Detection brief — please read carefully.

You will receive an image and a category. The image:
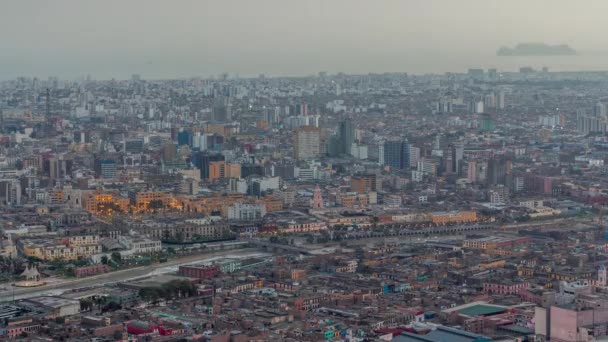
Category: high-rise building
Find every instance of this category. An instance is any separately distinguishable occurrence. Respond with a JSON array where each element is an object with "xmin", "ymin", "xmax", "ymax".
[
  {"xmin": 595, "ymin": 102, "xmax": 607, "ymax": 118},
  {"xmin": 177, "ymin": 130, "xmax": 191, "ymax": 146},
  {"xmin": 498, "ymin": 91, "xmax": 506, "ymax": 109},
  {"xmin": 294, "ymin": 126, "xmax": 321, "ymax": 160},
  {"xmin": 161, "ymin": 142, "xmax": 178, "ymax": 162},
  {"xmin": 378, "ymin": 144, "xmax": 385, "ymax": 166},
  {"xmin": 465, "ymin": 160, "xmax": 477, "ymax": 183},
  {"xmin": 474, "ymin": 101, "xmax": 484, "ymax": 114},
  {"xmin": 480, "ymin": 114, "xmax": 495, "ymax": 132},
  {"xmin": 192, "ymin": 152, "xmax": 225, "ymax": 180},
  {"xmin": 383, "ymin": 140, "xmax": 409, "ymax": 170},
  {"xmin": 409, "ymin": 146, "xmax": 420, "ymax": 168},
  {"xmin": 487, "ymin": 156, "xmax": 511, "ymax": 186},
  {"xmin": 98, "ymin": 159, "xmax": 117, "ymax": 179},
  {"xmin": 209, "ymin": 161, "xmax": 241, "ymax": 181},
  {"xmin": 0, "ymin": 180, "xmax": 21, "ymax": 206},
  {"xmin": 338, "ymin": 120, "xmax": 355, "ymax": 155},
  {"xmin": 418, "ymin": 159, "xmax": 437, "ymax": 175},
  {"xmin": 213, "ymin": 101, "xmax": 232, "ymax": 122},
  {"xmin": 48, "ymin": 156, "xmax": 73, "ymax": 180},
  {"xmin": 577, "ymin": 111, "xmax": 608, "ymax": 135},
  {"xmin": 444, "ymin": 142, "xmax": 464, "ymax": 175},
  {"xmin": 484, "ymin": 93, "xmax": 496, "ymax": 109}
]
